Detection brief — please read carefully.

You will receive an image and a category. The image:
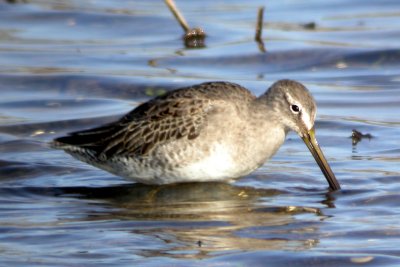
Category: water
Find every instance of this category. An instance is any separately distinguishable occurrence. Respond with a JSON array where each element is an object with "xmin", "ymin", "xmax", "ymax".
[{"xmin": 1, "ymin": 0, "xmax": 400, "ymax": 266}]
